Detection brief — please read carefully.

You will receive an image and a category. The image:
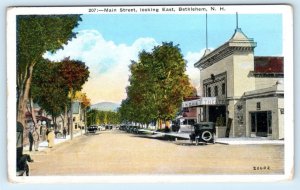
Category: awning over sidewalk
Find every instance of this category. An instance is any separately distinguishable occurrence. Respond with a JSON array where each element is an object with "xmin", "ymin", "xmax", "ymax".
[{"xmin": 182, "ymin": 97, "xmax": 216, "ymax": 108}]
